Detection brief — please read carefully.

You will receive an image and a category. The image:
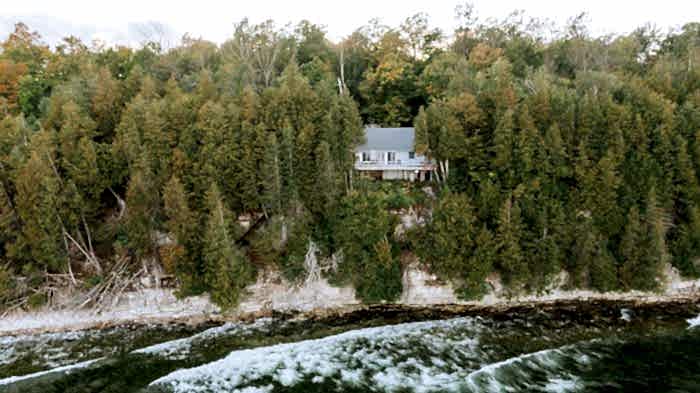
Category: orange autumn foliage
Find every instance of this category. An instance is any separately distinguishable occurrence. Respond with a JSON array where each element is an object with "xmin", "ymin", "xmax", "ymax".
[{"xmin": 0, "ymin": 60, "xmax": 28, "ymax": 113}]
